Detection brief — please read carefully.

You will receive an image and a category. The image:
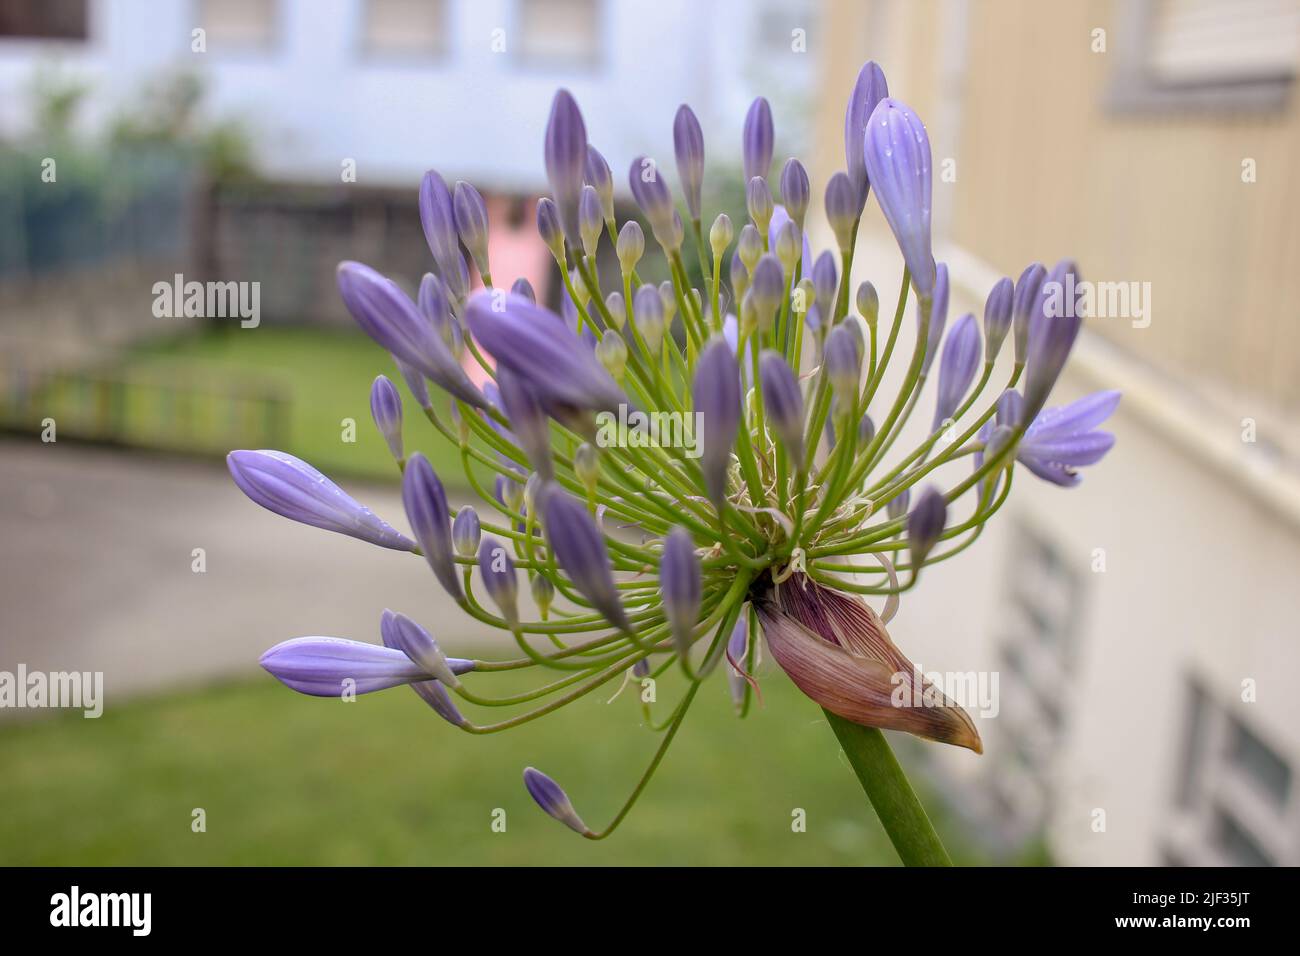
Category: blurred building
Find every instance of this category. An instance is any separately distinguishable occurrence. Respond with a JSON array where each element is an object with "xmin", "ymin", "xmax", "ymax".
[
  {"xmin": 0, "ymin": 0, "xmax": 819, "ymax": 188},
  {"xmin": 810, "ymin": 0, "xmax": 1300, "ymax": 865}
]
